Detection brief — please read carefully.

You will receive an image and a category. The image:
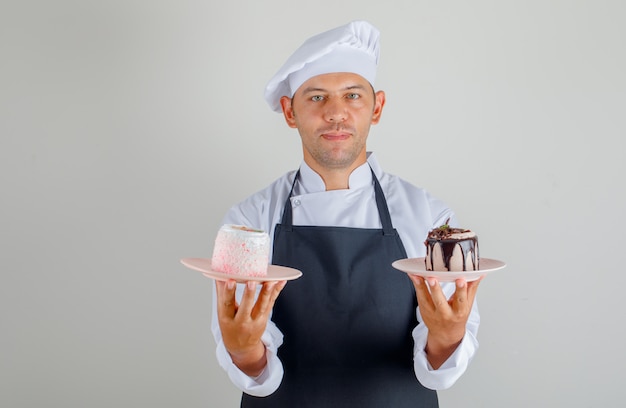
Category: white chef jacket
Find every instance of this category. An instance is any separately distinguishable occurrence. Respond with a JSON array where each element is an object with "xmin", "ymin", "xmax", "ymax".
[{"xmin": 210, "ymin": 152, "xmax": 480, "ymax": 396}]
